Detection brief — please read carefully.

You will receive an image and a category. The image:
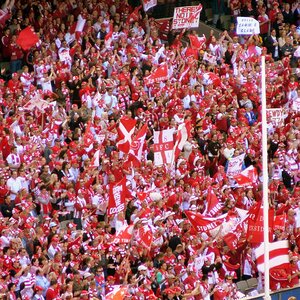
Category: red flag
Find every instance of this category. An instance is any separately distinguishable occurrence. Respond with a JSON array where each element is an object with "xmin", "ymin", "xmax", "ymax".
[
  {"xmin": 179, "ymin": 66, "xmax": 190, "ymax": 83},
  {"xmin": 126, "ymin": 5, "xmax": 142, "ymax": 25},
  {"xmin": 90, "ymin": 149, "xmax": 100, "ymax": 167},
  {"xmin": 223, "ymin": 232, "xmax": 240, "ymax": 251},
  {"xmin": 185, "ymin": 211, "xmax": 227, "ymax": 234},
  {"xmin": 187, "ymin": 4, "xmax": 203, "ymax": 23},
  {"xmin": 172, "ymin": 121, "xmax": 190, "ymax": 164},
  {"xmin": 144, "ymin": 63, "xmax": 168, "ymax": 85},
  {"xmin": 234, "ymin": 165, "xmax": 258, "ymax": 187},
  {"xmin": 247, "ymin": 205, "xmax": 274, "ymax": 243},
  {"xmin": 106, "ymin": 285, "xmax": 128, "ymax": 300},
  {"xmin": 127, "ymin": 123, "xmax": 148, "ymax": 168},
  {"xmin": 137, "ymin": 225, "xmax": 153, "ymax": 249},
  {"xmin": 137, "ymin": 192, "xmax": 147, "ymax": 202},
  {"xmin": 202, "ymin": 72, "xmax": 221, "ymax": 87},
  {"xmin": 16, "ymin": 27, "xmax": 39, "ymax": 50},
  {"xmin": 113, "ymin": 225, "xmax": 134, "ymax": 244},
  {"xmin": 255, "ymin": 240, "xmax": 290, "ymax": 273},
  {"xmin": 116, "ymin": 117, "xmax": 137, "ymax": 153},
  {"xmin": 203, "ymin": 187, "xmax": 223, "ymax": 217},
  {"xmin": 274, "ymin": 214, "xmax": 286, "ymax": 232},
  {"xmin": 107, "ymin": 178, "xmax": 126, "ymax": 217},
  {"xmin": 83, "ymin": 121, "xmax": 94, "ymax": 148},
  {"xmin": 188, "ymin": 34, "xmax": 206, "ymax": 49}
]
